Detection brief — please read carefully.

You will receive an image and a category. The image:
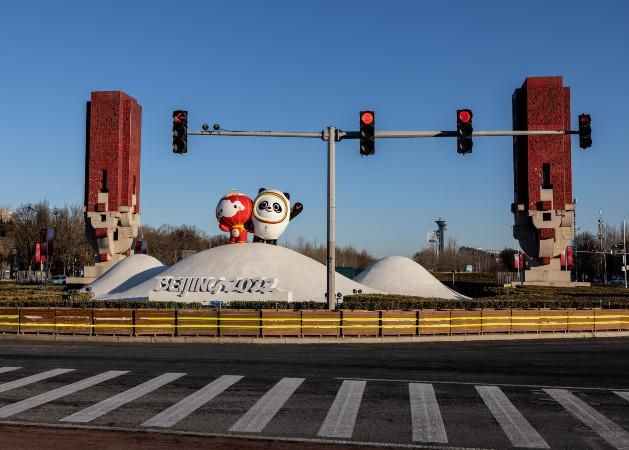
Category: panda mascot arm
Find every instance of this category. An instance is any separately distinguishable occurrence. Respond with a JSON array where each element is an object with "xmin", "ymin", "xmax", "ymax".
[{"xmin": 290, "ymin": 202, "xmax": 303, "ymax": 220}]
